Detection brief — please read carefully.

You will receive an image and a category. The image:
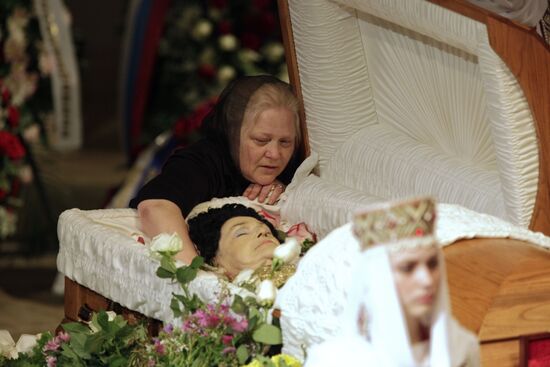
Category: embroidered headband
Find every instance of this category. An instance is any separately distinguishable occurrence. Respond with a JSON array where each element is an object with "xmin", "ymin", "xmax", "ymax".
[{"xmin": 353, "ymin": 197, "xmax": 436, "ymax": 251}]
